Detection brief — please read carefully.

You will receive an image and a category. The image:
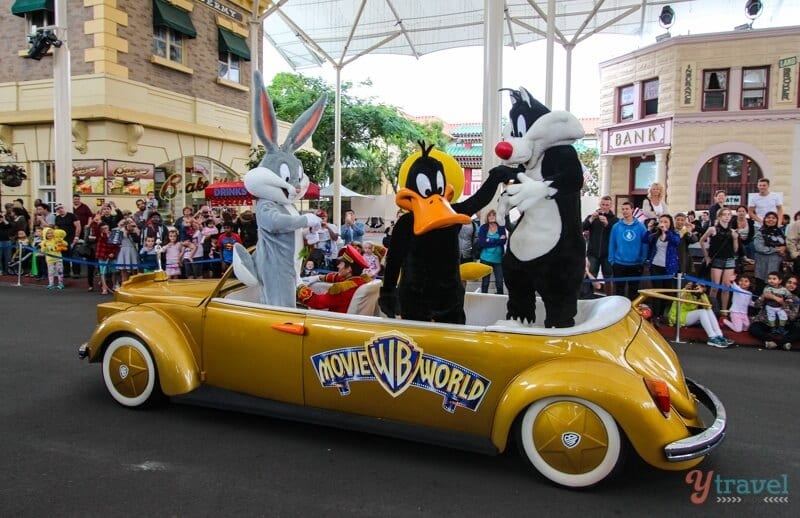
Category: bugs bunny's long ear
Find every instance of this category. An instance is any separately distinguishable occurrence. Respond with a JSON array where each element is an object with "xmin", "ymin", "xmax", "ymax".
[
  {"xmin": 282, "ymin": 94, "xmax": 327, "ymax": 153},
  {"xmin": 252, "ymin": 70, "xmax": 278, "ymax": 152}
]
